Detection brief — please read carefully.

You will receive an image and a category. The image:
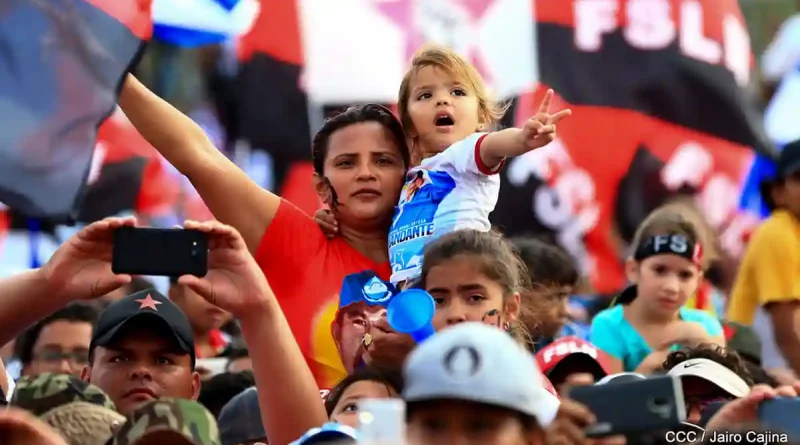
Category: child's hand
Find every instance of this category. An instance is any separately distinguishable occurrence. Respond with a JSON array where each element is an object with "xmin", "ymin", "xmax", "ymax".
[
  {"xmin": 521, "ymin": 89, "xmax": 572, "ymax": 151},
  {"xmin": 313, "ymin": 208, "xmax": 339, "ymax": 238}
]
